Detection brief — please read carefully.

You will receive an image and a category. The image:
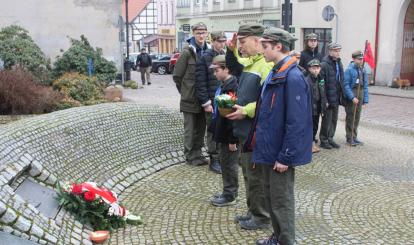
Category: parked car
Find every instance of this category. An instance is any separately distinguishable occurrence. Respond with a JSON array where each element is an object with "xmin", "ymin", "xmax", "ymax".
[
  {"xmin": 169, "ymin": 52, "xmax": 180, "ymax": 74},
  {"xmin": 151, "ymin": 55, "xmax": 172, "ymax": 75}
]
